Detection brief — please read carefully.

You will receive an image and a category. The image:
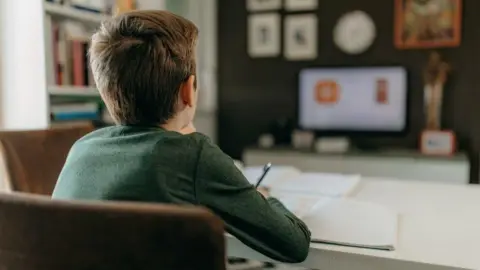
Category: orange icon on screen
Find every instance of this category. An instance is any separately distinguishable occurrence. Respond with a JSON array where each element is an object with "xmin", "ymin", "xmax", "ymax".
[
  {"xmin": 376, "ymin": 79, "xmax": 388, "ymax": 104},
  {"xmin": 315, "ymin": 80, "xmax": 339, "ymax": 104}
]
